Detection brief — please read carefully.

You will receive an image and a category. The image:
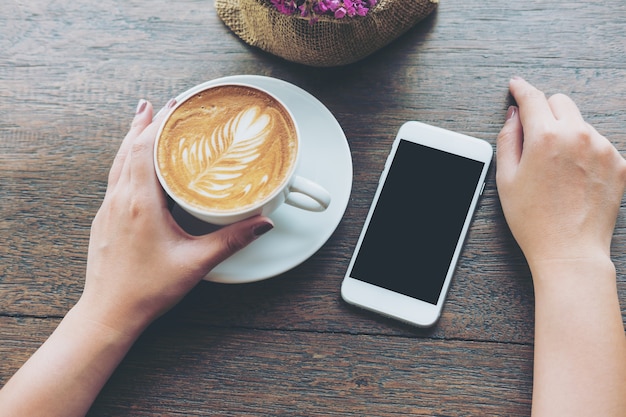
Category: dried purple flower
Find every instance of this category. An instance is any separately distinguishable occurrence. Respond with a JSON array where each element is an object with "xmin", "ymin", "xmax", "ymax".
[{"xmin": 269, "ymin": 0, "xmax": 377, "ymax": 24}]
